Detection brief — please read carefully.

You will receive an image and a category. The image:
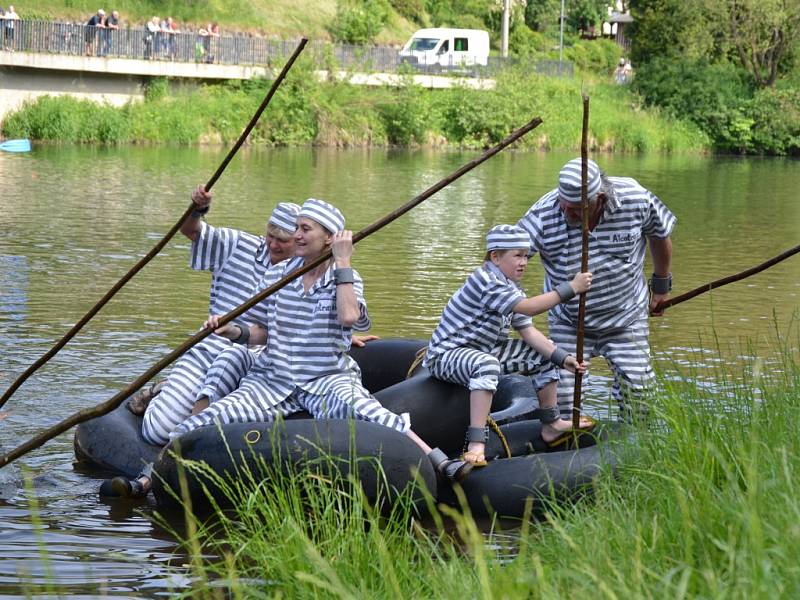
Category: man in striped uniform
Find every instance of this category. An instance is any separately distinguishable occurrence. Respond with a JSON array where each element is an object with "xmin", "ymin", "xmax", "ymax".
[
  {"xmin": 140, "ymin": 185, "xmax": 300, "ymax": 447},
  {"xmin": 171, "ymin": 199, "xmax": 472, "ymax": 483},
  {"xmin": 517, "ymin": 158, "xmax": 676, "ymax": 420},
  {"xmin": 424, "ymin": 224, "xmax": 593, "ymax": 466}
]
